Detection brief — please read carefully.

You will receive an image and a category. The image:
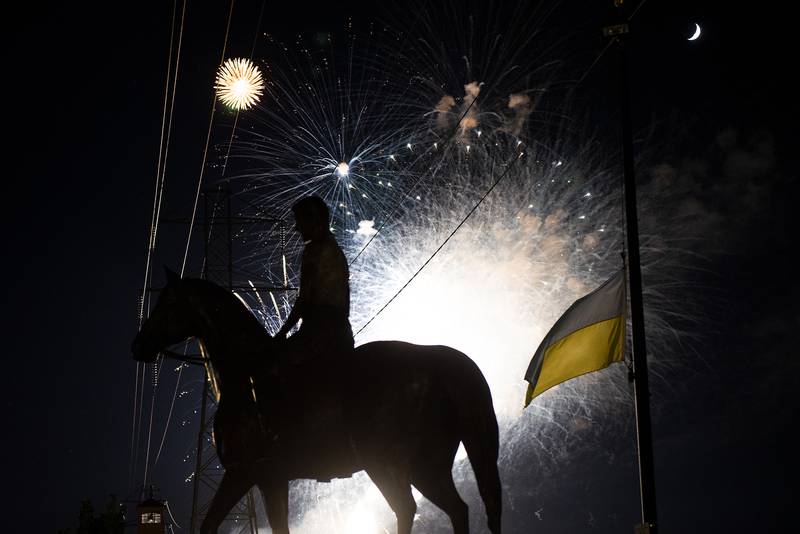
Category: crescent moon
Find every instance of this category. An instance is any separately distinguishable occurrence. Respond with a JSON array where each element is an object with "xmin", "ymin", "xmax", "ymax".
[{"xmin": 688, "ymin": 23, "xmax": 701, "ymax": 41}]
